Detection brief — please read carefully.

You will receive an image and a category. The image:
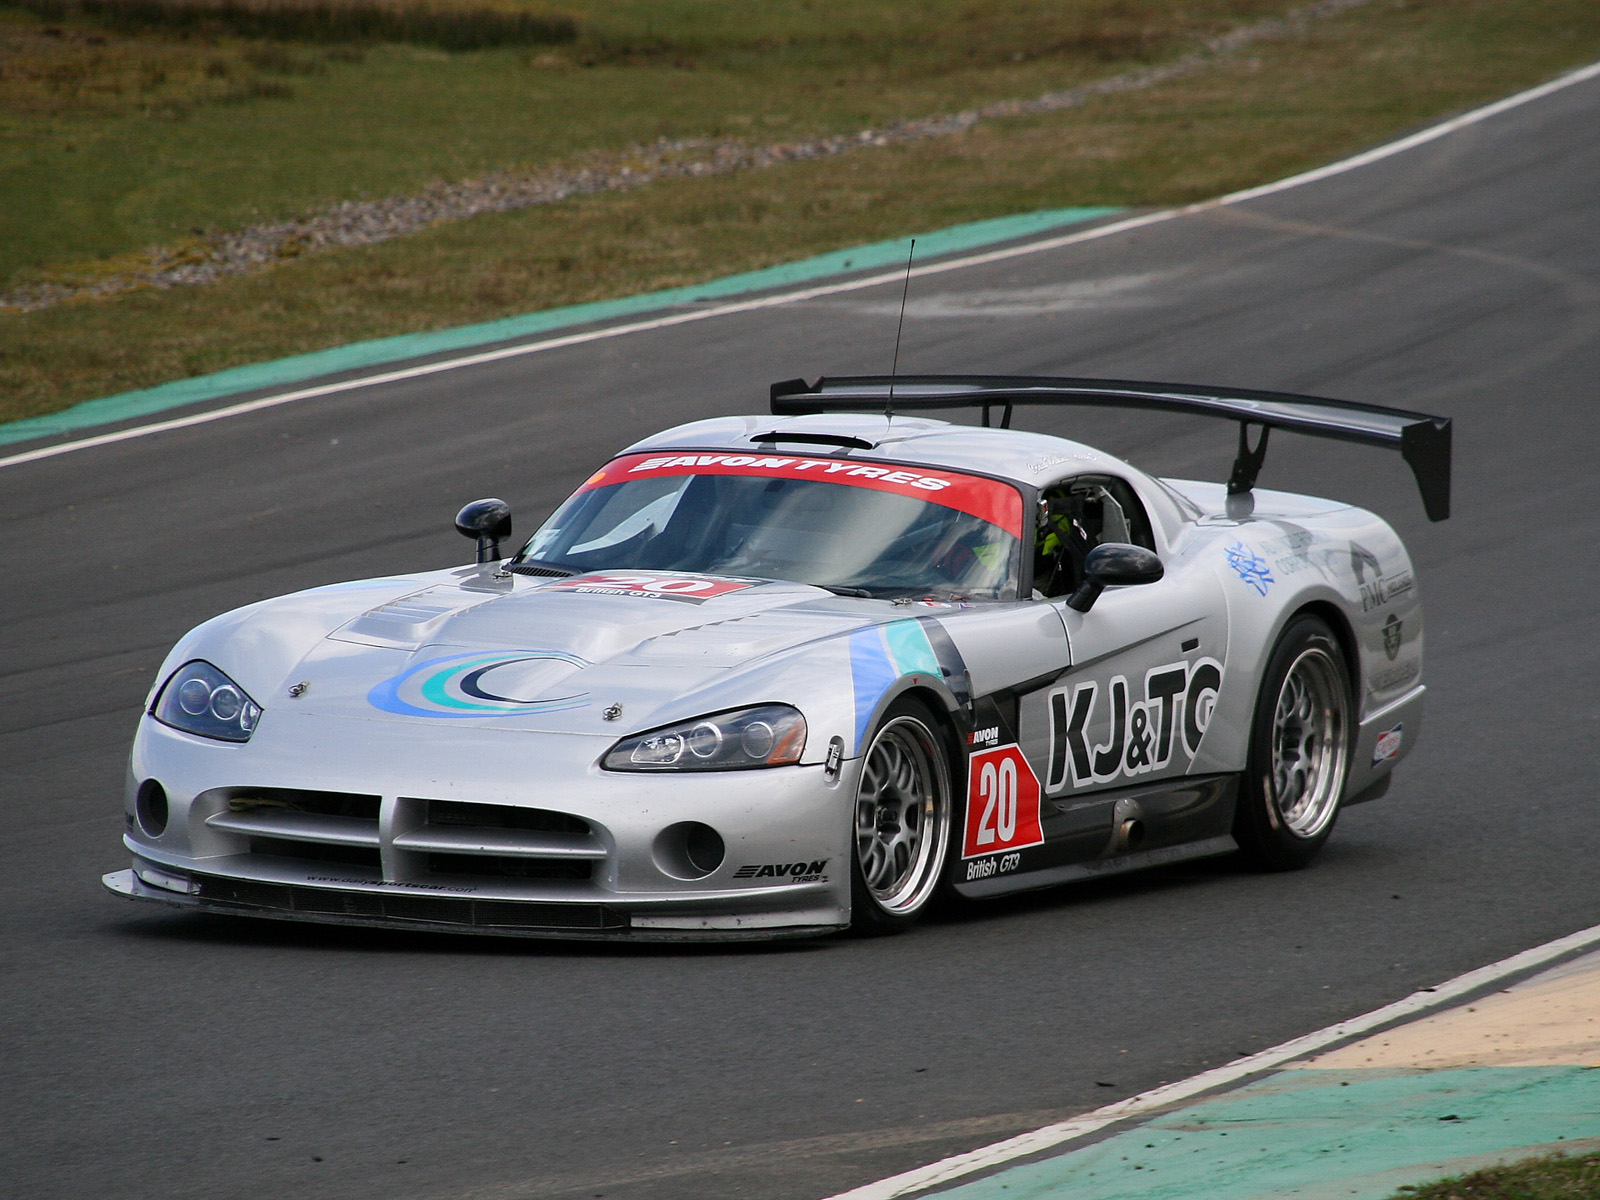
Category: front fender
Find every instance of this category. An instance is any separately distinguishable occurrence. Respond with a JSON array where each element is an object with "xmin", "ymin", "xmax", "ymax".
[{"xmin": 142, "ymin": 571, "xmax": 446, "ymax": 711}]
